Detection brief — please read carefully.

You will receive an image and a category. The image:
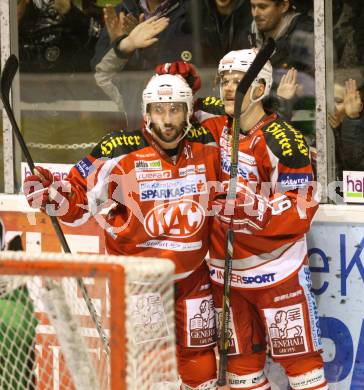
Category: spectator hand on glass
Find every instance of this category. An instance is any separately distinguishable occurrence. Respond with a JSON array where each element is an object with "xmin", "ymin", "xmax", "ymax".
[
  {"xmin": 329, "ymin": 78, "xmax": 363, "ymax": 129},
  {"xmin": 277, "ymin": 68, "xmax": 299, "ymax": 100},
  {"xmin": 104, "ymin": 4, "xmax": 141, "ymax": 43},
  {"xmin": 344, "ymin": 78, "xmax": 363, "ymax": 119},
  {"xmin": 328, "ymin": 110, "xmax": 344, "ymax": 130},
  {"xmin": 116, "ymin": 15, "xmax": 169, "ymax": 54}
]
